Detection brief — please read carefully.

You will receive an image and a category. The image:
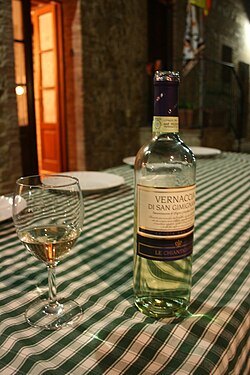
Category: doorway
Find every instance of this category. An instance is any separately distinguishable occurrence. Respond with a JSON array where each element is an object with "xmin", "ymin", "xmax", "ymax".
[{"xmin": 12, "ymin": 0, "xmax": 67, "ymax": 174}]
